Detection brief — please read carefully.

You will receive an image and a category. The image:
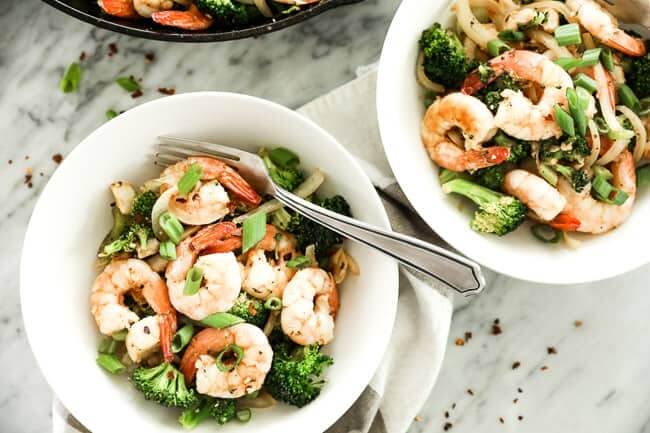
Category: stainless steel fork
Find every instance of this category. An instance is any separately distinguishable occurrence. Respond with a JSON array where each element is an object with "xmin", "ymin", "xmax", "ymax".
[{"xmin": 155, "ymin": 136, "xmax": 486, "ymax": 295}]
